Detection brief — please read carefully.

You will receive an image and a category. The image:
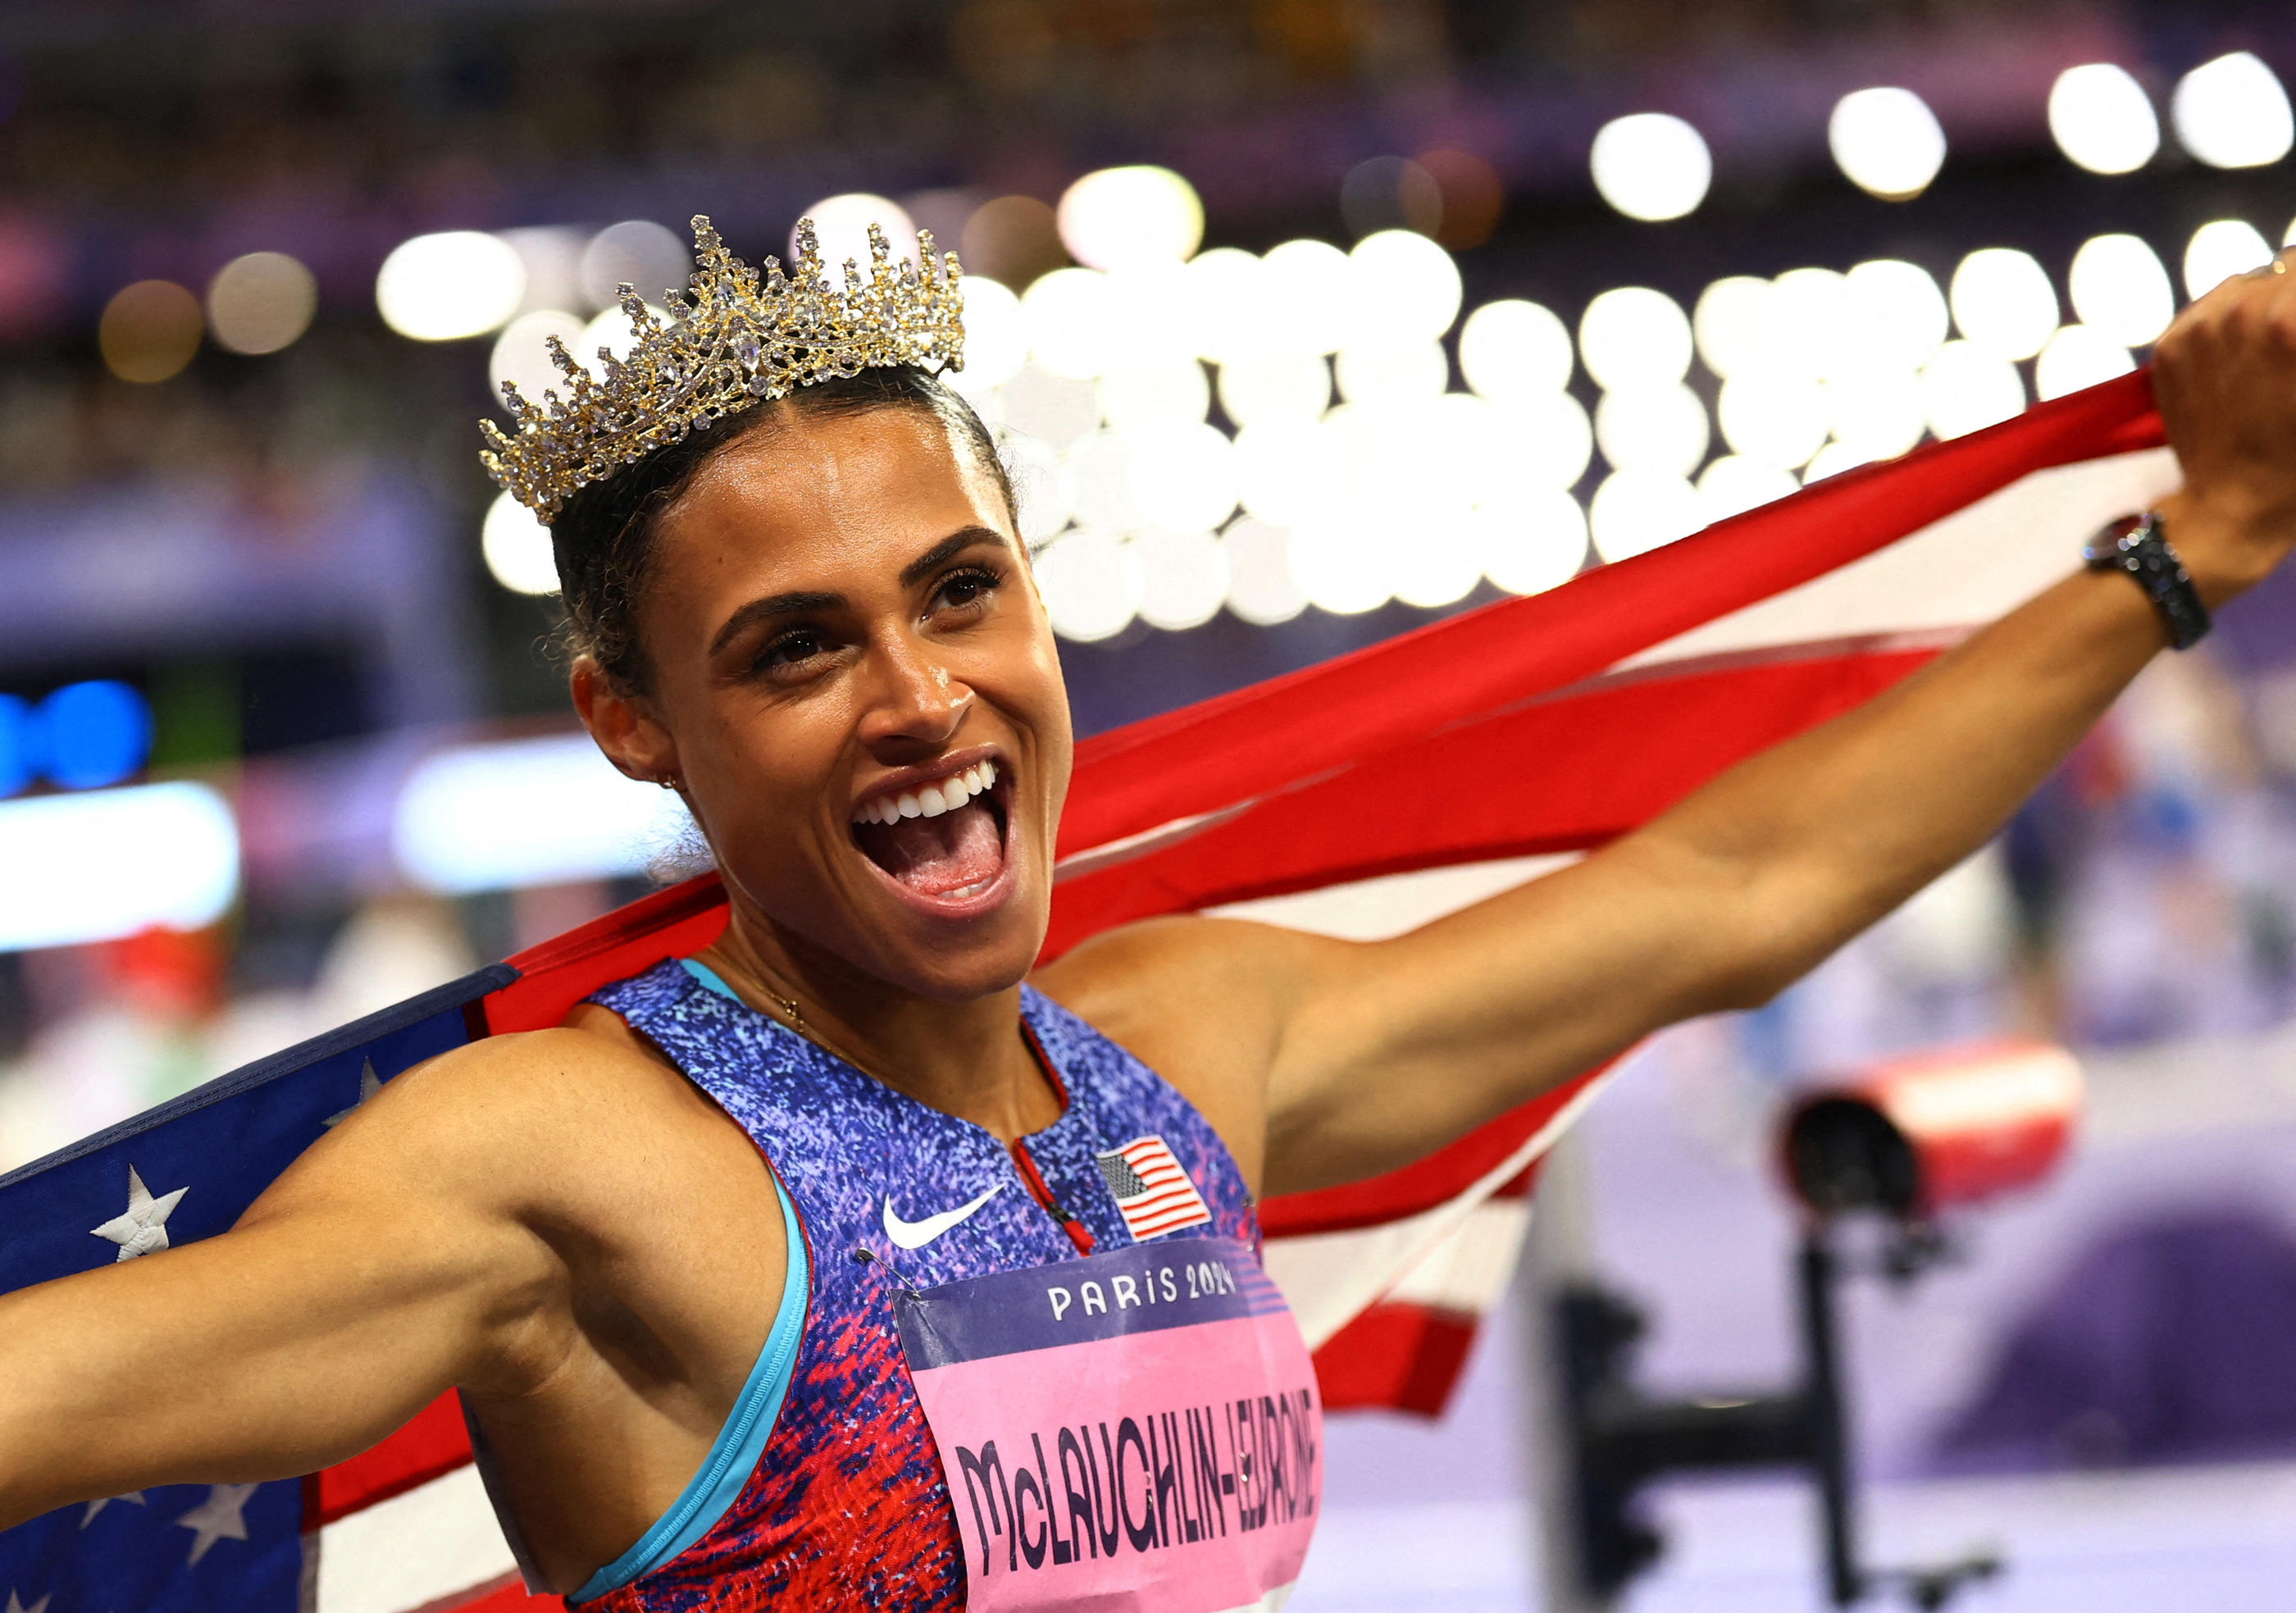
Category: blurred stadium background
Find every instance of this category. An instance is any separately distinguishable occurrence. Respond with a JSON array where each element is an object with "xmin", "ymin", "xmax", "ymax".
[{"xmin": 5, "ymin": 1, "xmax": 2296, "ymax": 1607}]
